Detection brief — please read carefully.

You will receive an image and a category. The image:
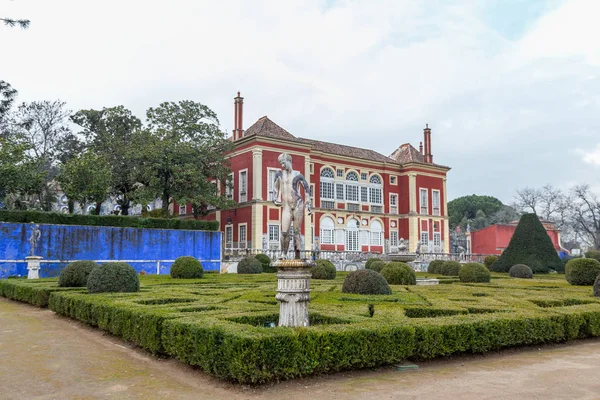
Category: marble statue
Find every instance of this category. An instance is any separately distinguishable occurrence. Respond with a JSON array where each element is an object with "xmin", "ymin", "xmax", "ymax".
[
  {"xmin": 28, "ymin": 223, "xmax": 41, "ymax": 256},
  {"xmin": 398, "ymin": 238, "xmax": 407, "ymax": 252},
  {"xmin": 272, "ymin": 153, "xmax": 312, "ymax": 259}
]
